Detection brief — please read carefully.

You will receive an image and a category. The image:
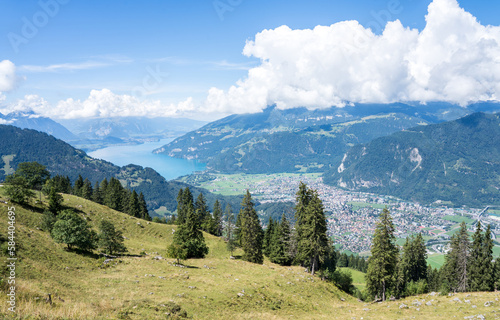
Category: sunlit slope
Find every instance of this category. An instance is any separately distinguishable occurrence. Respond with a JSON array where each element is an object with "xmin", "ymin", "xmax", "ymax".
[{"xmin": 0, "ymin": 190, "xmax": 499, "ymax": 319}]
